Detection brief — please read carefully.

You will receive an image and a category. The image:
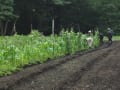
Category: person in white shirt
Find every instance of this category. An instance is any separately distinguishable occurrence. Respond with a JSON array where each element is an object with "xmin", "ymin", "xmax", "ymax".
[{"xmin": 86, "ymin": 30, "xmax": 93, "ymax": 48}]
